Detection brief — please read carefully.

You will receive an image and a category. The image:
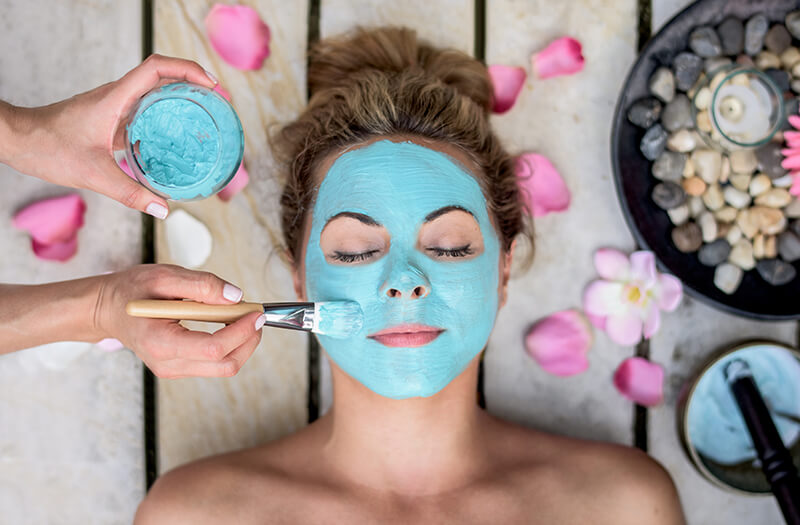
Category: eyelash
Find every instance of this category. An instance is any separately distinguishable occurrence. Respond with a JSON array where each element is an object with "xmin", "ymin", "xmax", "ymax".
[
  {"xmin": 331, "ymin": 250, "xmax": 380, "ymax": 263},
  {"xmin": 331, "ymin": 245, "xmax": 474, "ymax": 263}
]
